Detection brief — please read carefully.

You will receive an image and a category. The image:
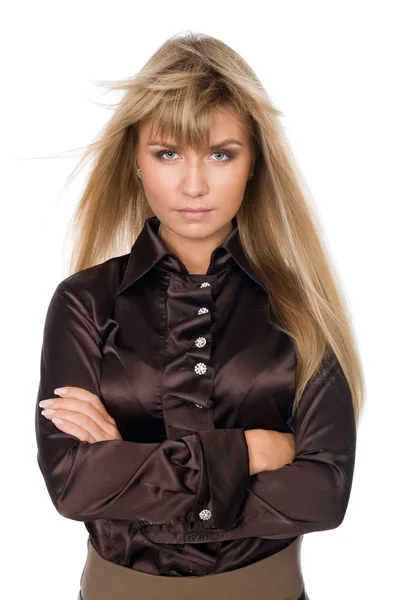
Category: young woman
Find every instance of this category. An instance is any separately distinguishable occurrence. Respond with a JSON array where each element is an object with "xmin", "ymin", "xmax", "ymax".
[{"xmin": 35, "ymin": 31, "xmax": 364, "ymax": 600}]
